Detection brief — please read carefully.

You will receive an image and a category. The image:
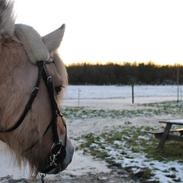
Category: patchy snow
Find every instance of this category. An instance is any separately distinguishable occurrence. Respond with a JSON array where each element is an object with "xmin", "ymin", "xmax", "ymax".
[
  {"xmin": 1, "ymin": 85, "xmax": 183, "ymax": 182},
  {"xmin": 151, "ymin": 160, "xmax": 183, "ymax": 183},
  {"xmin": 64, "ymin": 150, "xmax": 110, "ymax": 176},
  {"xmin": 80, "ymin": 130, "xmax": 183, "ymax": 182},
  {"xmin": 116, "ymin": 151, "xmax": 183, "ymax": 183}
]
